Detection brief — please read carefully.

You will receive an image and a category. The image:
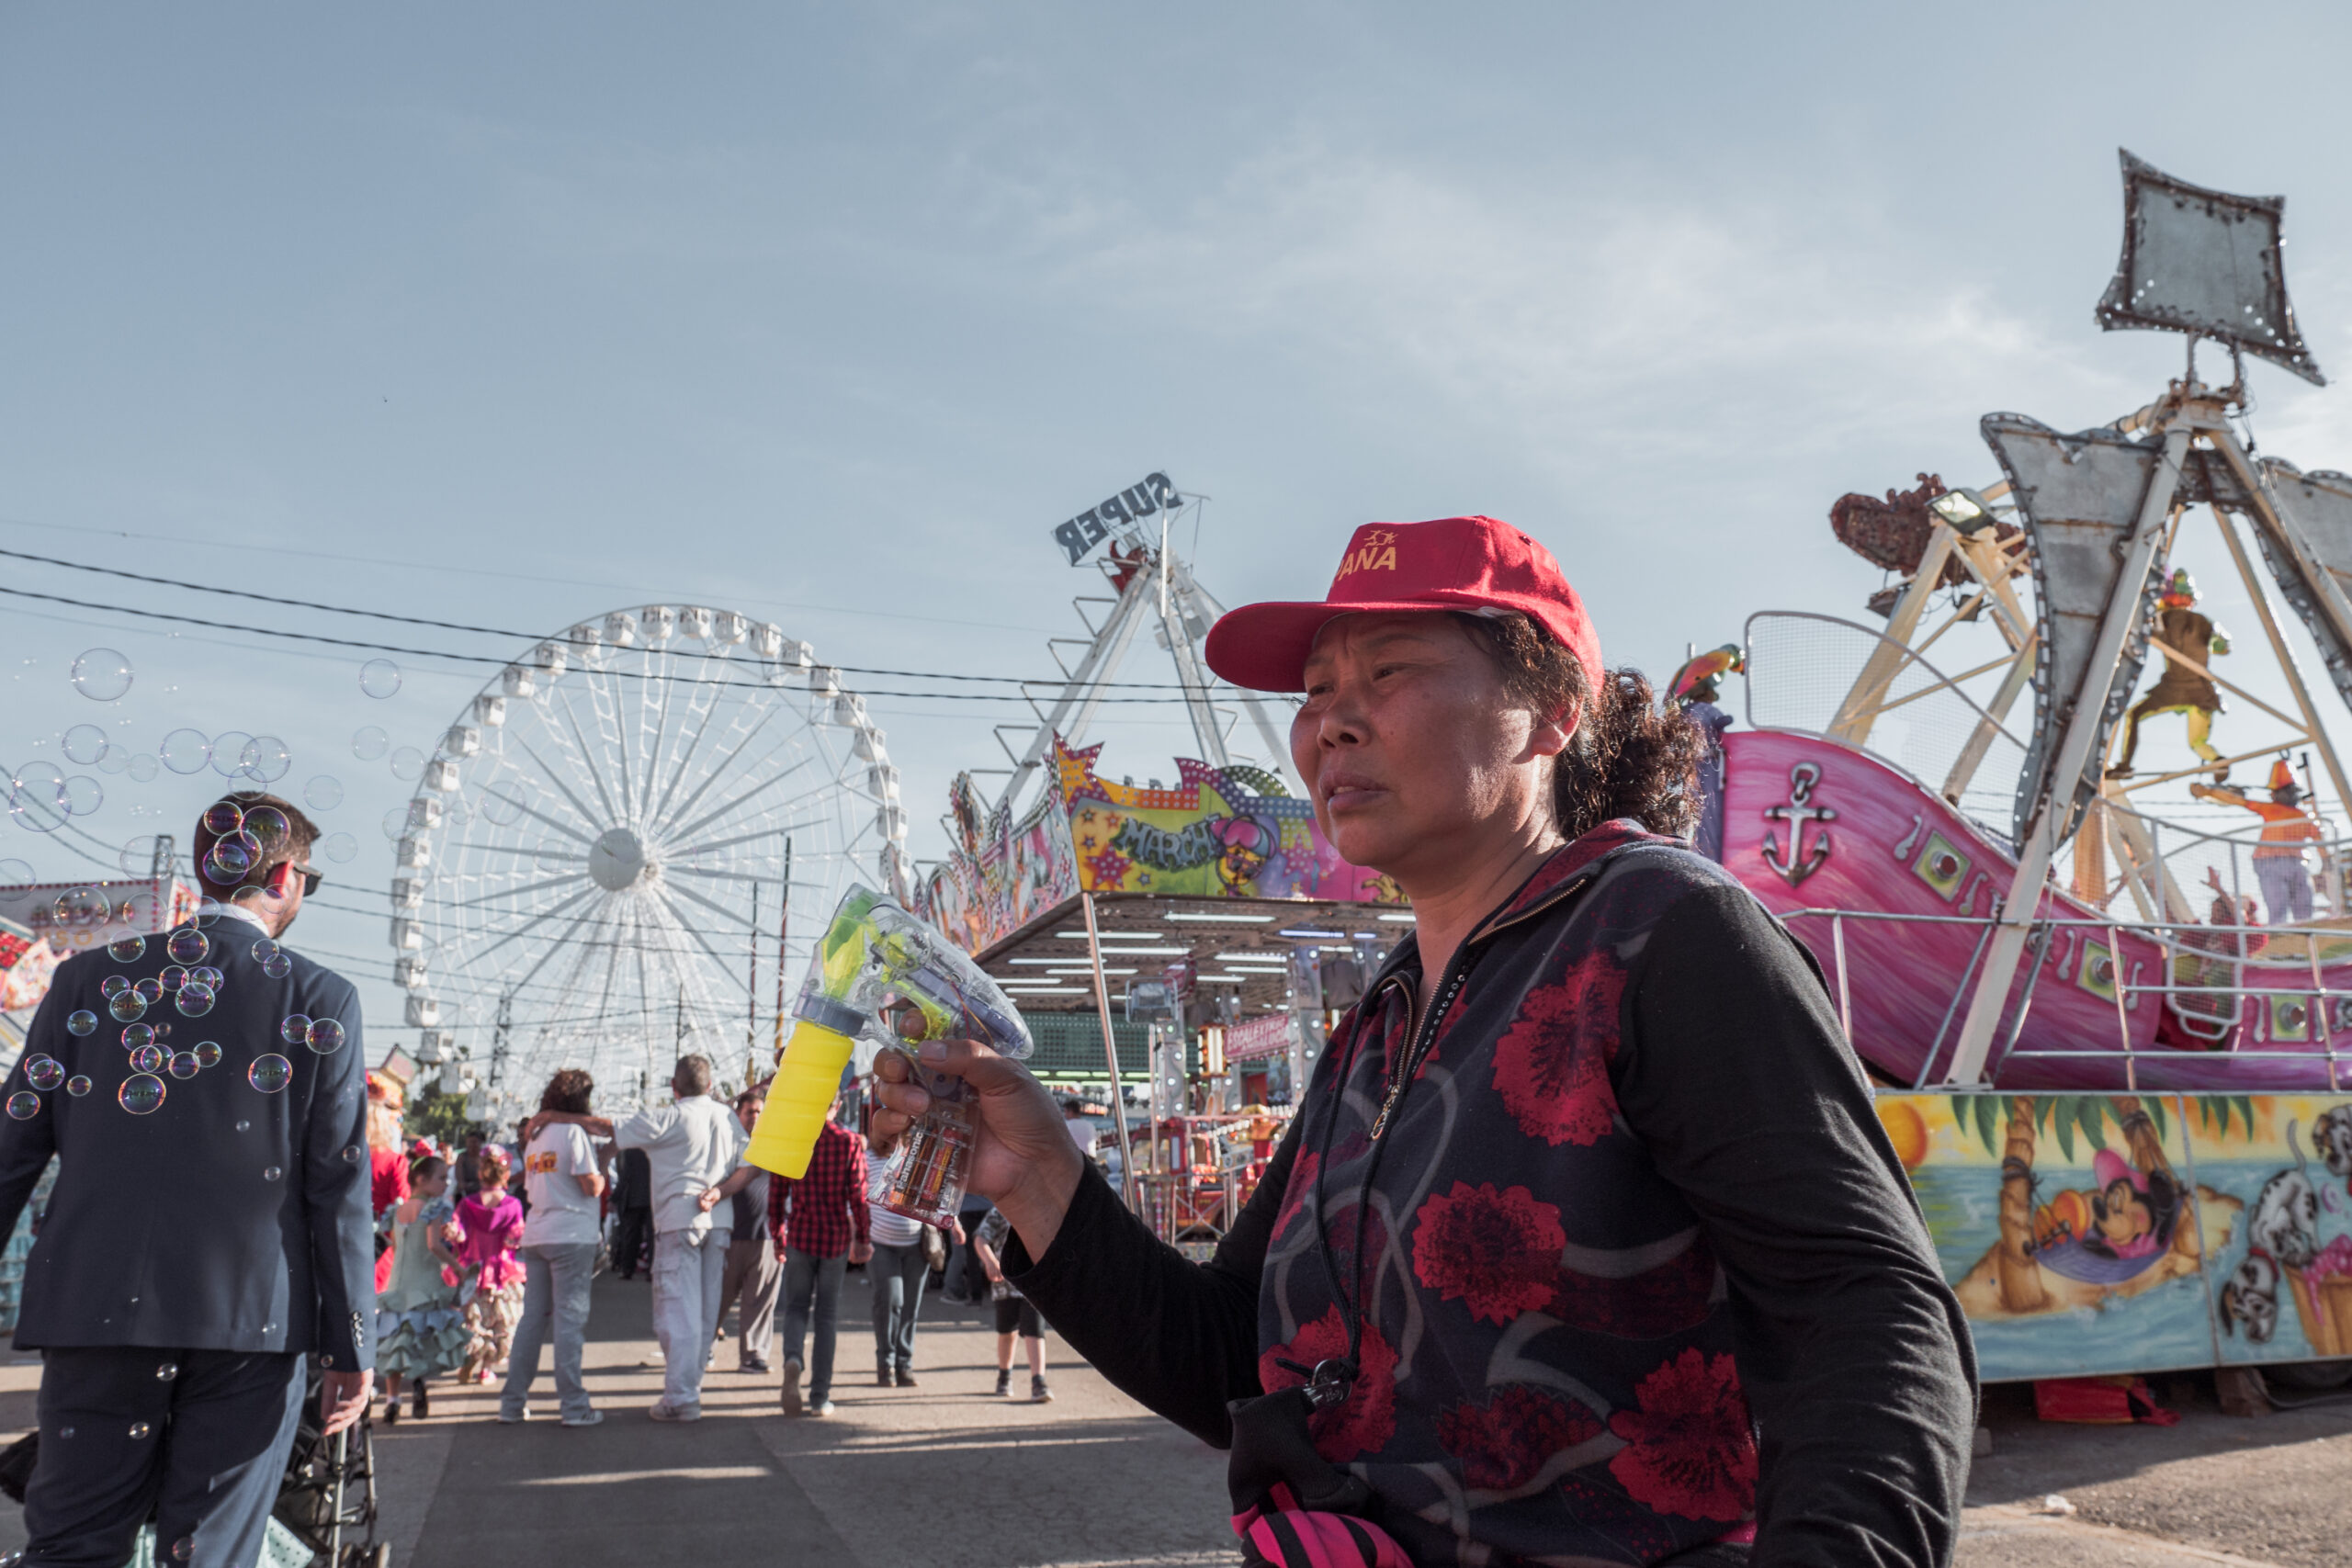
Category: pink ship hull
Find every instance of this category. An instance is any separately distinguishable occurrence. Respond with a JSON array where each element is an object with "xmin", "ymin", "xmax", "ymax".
[{"xmin": 1723, "ymin": 728, "xmax": 2350, "ymax": 1092}]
